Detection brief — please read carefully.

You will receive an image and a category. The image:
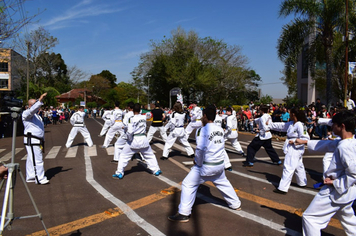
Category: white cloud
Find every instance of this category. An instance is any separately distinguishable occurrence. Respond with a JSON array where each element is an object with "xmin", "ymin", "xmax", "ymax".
[{"xmin": 42, "ymin": 1, "xmax": 124, "ymax": 30}]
